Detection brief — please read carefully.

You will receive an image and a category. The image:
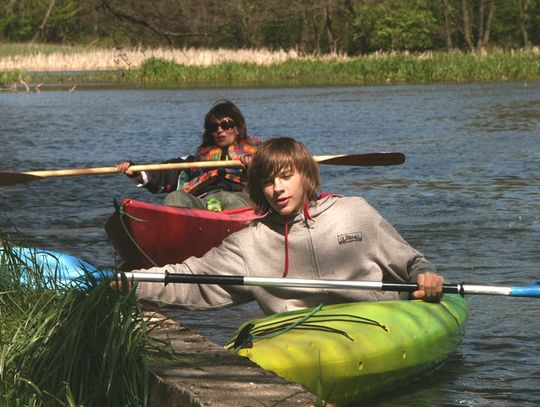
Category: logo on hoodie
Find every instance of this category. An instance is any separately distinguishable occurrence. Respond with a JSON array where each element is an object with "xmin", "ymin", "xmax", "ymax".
[{"xmin": 337, "ymin": 231, "xmax": 362, "ymax": 245}]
